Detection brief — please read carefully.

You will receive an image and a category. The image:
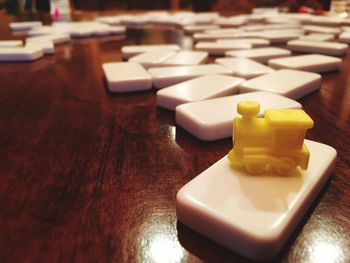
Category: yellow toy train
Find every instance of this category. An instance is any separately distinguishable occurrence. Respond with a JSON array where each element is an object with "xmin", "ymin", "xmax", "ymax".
[{"xmin": 228, "ymin": 101, "xmax": 314, "ymax": 175}]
